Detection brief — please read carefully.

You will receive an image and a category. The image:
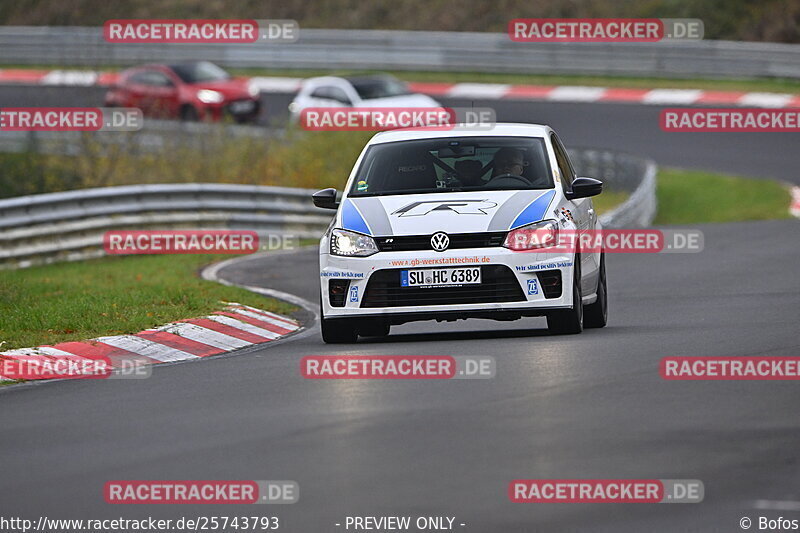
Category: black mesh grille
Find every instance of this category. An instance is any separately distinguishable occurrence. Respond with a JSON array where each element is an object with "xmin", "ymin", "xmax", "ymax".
[
  {"xmin": 328, "ymin": 279, "xmax": 350, "ymax": 307},
  {"xmin": 375, "ymin": 232, "xmax": 507, "ymax": 252},
  {"xmin": 361, "ymin": 265, "xmax": 525, "ymax": 308},
  {"xmin": 537, "ymin": 270, "xmax": 562, "ymax": 299}
]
